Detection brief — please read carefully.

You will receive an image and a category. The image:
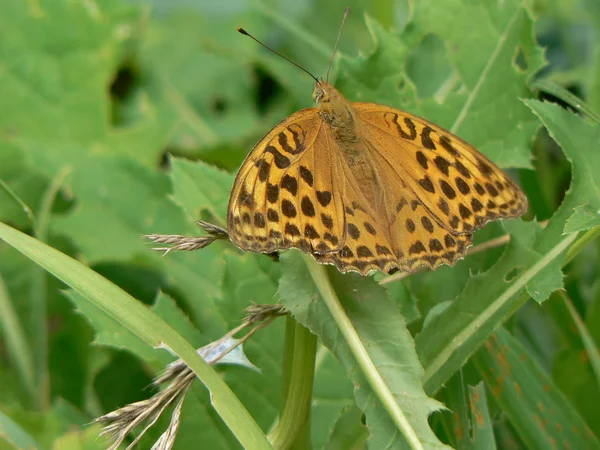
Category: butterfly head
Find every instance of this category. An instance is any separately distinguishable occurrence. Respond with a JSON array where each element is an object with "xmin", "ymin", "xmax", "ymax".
[
  {"xmin": 312, "ymin": 80, "xmax": 339, "ymax": 106},
  {"xmin": 313, "ymin": 81, "xmax": 357, "ymax": 141}
]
